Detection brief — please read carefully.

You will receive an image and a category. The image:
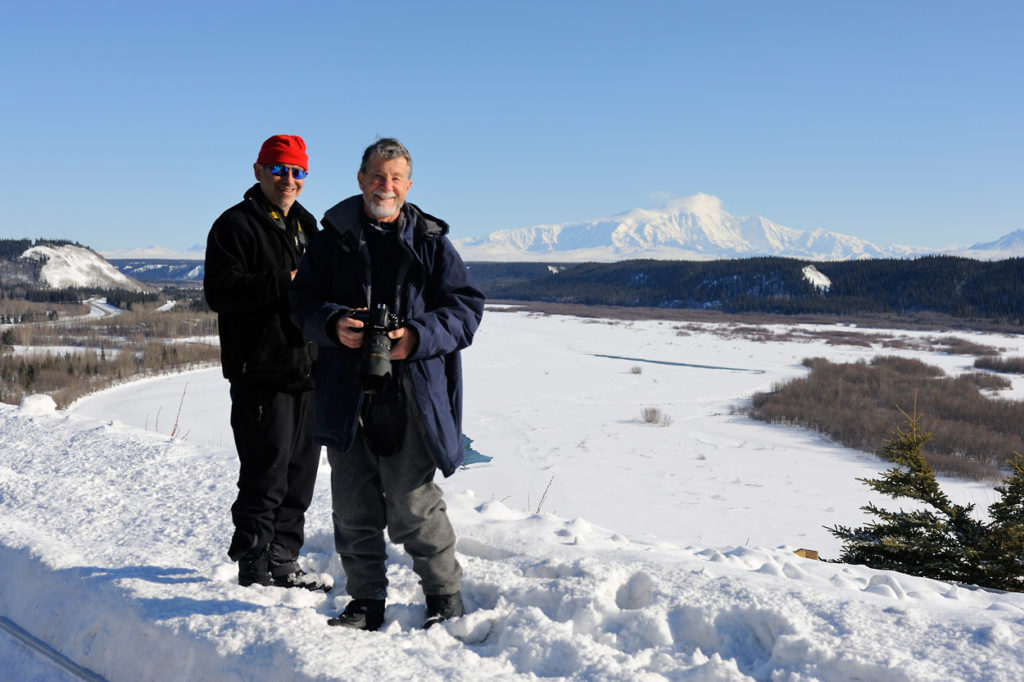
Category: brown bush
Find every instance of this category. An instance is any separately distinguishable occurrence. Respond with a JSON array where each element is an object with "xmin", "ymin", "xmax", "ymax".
[
  {"xmin": 0, "ymin": 300, "xmax": 220, "ymax": 409},
  {"xmin": 0, "ymin": 300, "xmax": 89, "ymax": 324},
  {"xmin": 975, "ymin": 355, "xmax": 1024, "ymax": 375},
  {"xmin": 0, "ymin": 342, "xmax": 220, "ymax": 409},
  {"xmin": 928, "ymin": 336, "xmax": 1001, "ymax": 357},
  {"xmin": 747, "ymin": 355, "xmax": 1022, "ymax": 480}
]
